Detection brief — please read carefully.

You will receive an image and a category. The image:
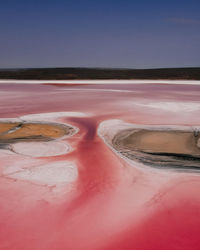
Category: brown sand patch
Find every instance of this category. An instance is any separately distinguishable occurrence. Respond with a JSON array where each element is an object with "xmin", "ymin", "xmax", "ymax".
[
  {"xmin": 112, "ymin": 129, "xmax": 200, "ymax": 170},
  {"xmin": 0, "ymin": 122, "xmax": 75, "ymax": 143},
  {"xmin": 0, "ymin": 123, "xmax": 21, "ymax": 134},
  {"xmin": 116, "ymin": 130, "xmax": 200, "ymax": 156}
]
